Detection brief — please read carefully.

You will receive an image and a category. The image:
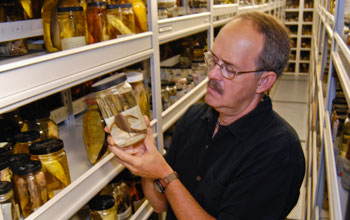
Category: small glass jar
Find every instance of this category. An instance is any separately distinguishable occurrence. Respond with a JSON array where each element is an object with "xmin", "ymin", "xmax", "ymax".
[
  {"xmin": 29, "ymin": 138, "xmax": 71, "ymax": 199},
  {"xmin": 106, "ymin": 3, "xmax": 136, "ymax": 39},
  {"xmin": 86, "ymin": 1, "xmax": 109, "ymax": 44},
  {"xmin": 191, "ymin": 60, "xmax": 207, "ymax": 85},
  {"xmin": 0, "ymin": 157, "xmax": 12, "ymax": 183},
  {"xmin": 89, "ymin": 195, "xmax": 117, "ymax": 220},
  {"xmin": 21, "ymin": 111, "xmax": 59, "ymax": 140},
  {"xmin": 8, "ymin": 154, "xmax": 31, "ymax": 171},
  {"xmin": 92, "ymin": 73, "xmax": 147, "ymax": 148},
  {"xmin": 157, "ymin": 0, "xmax": 177, "ymax": 18},
  {"xmin": 126, "ymin": 71, "xmax": 151, "ymax": 119},
  {"xmin": 161, "ymin": 81, "xmax": 170, "ymax": 110},
  {"xmin": 12, "ymin": 160, "xmax": 48, "ymax": 218},
  {"xmin": 100, "ymin": 174, "xmax": 132, "ymax": 219},
  {"xmin": 122, "ymin": 170, "xmax": 144, "ymax": 213},
  {"xmin": 158, "ymin": 7, "xmax": 168, "ymax": 19},
  {"xmin": 13, "ymin": 131, "xmax": 41, "ymax": 154},
  {"xmin": 82, "ymin": 94, "xmax": 109, "ymax": 165},
  {"xmin": 57, "ymin": 6, "xmax": 87, "ymax": 50},
  {"xmin": 0, "ymin": 142, "xmax": 14, "ymax": 157},
  {"xmin": 0, "ymin": 181, "xmax": 21, "ymax": 220}
]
